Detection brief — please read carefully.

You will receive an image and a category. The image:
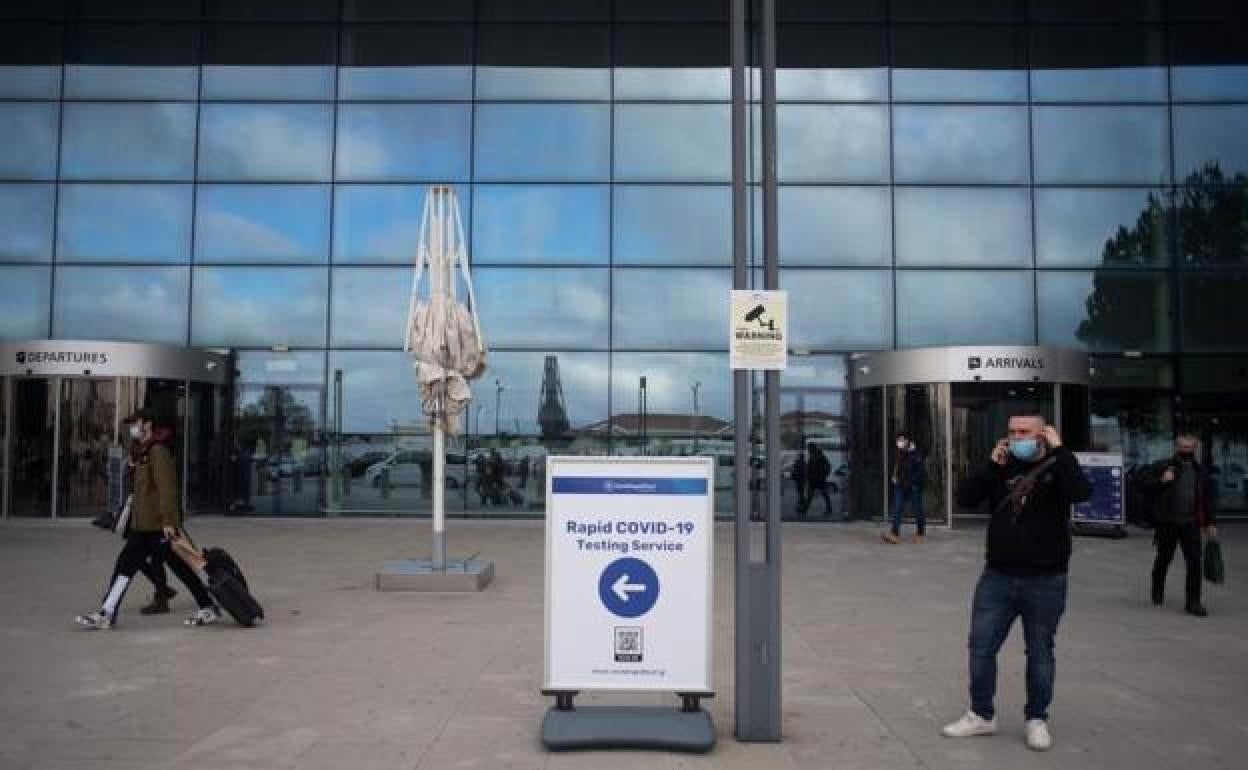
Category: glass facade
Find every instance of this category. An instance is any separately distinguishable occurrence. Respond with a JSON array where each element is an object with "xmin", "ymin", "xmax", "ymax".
[{"xmin": 2, "ymin": 2, "xmax": 1247, "ymax": 517}]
